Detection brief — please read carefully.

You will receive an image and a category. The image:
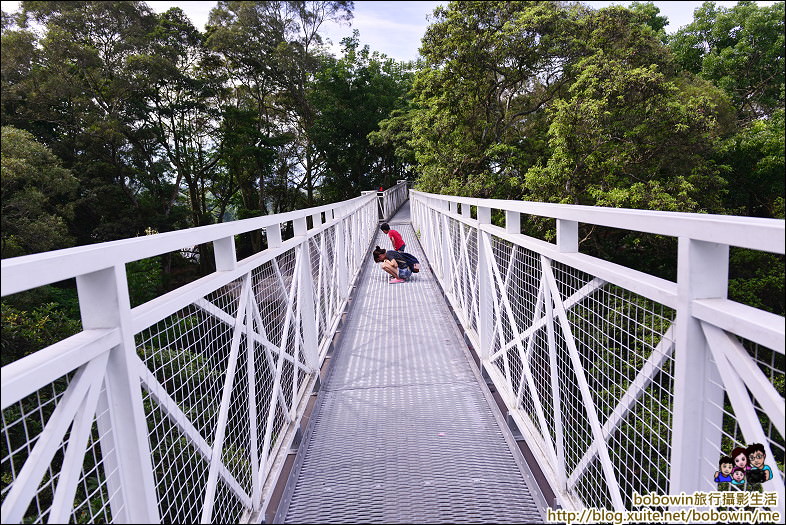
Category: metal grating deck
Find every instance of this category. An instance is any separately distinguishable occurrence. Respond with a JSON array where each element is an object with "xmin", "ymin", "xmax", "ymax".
[{"xmin": 275, "ymin": 202, "xmax": 546, "ymax": 523}]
